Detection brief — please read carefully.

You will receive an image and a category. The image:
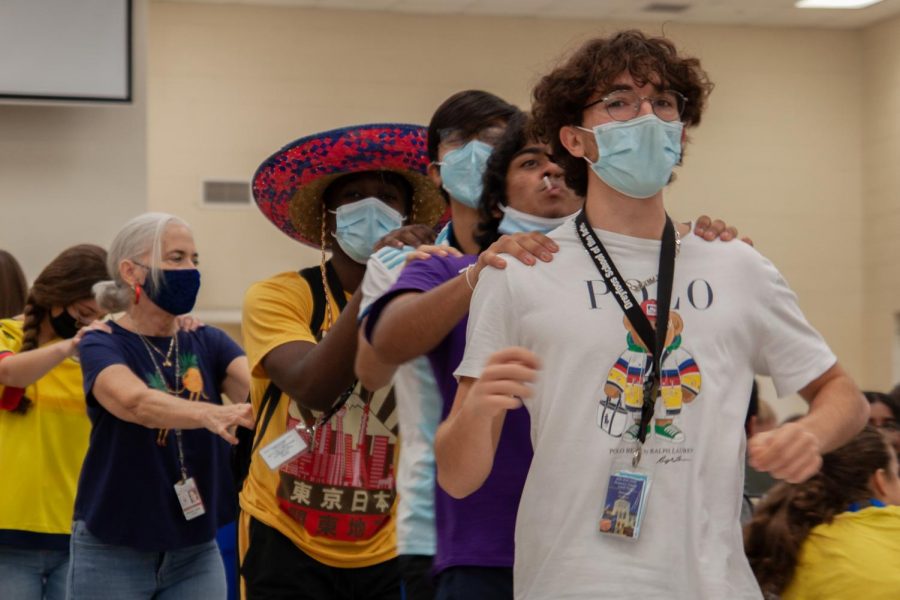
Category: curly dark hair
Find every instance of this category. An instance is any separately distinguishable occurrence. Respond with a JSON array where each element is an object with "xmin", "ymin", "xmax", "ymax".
[
  {"xmin": 532, "ymin": 30, "xmax": 714, "ymax": 197},
  {"xmin": 474, "ymin": 110, "xmax": 530, "ymax": 251},
  {"xmin": 743, "ymin": 426, "xmax": 894, "ymax": 596}
]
